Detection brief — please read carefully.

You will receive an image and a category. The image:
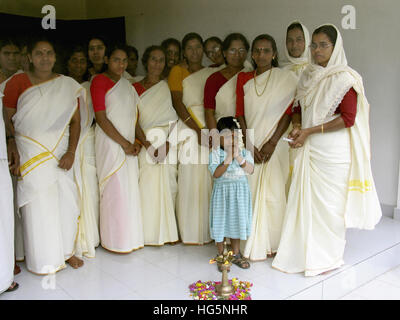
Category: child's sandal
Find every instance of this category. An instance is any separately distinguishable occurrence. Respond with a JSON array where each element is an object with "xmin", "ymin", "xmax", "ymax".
[{"xmin": 232, "ymin": 253, "xmax": 250, "ymax": 269}]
